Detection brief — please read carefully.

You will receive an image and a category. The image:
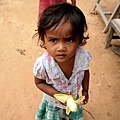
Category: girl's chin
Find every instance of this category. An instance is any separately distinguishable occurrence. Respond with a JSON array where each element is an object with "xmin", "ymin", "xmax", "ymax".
[{"xmin": 54, "ymin": 58, "xmax": 67, "ymax": 63}]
